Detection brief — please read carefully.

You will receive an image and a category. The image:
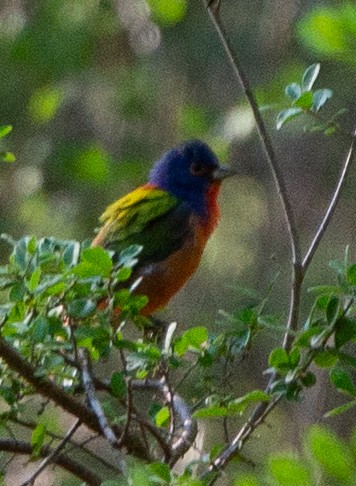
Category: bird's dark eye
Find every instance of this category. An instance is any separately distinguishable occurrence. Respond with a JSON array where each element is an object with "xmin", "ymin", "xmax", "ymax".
[{"xmin": 190, "ymin": 162, "xmax": 208, "ymax": 176}]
